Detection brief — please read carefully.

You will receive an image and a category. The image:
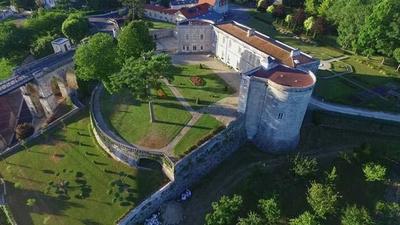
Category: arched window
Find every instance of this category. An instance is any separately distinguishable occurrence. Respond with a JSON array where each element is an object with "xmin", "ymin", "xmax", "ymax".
[{"xmin": 200, "ymin": 34, "xmax": 204, "ymax": 40}]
